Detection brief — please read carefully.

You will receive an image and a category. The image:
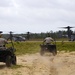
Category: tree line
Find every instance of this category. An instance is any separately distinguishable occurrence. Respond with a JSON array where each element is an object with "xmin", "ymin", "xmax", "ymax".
[{"xmin": 2, "ymin": 30, "xmax": 75, "ymax": 41}]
